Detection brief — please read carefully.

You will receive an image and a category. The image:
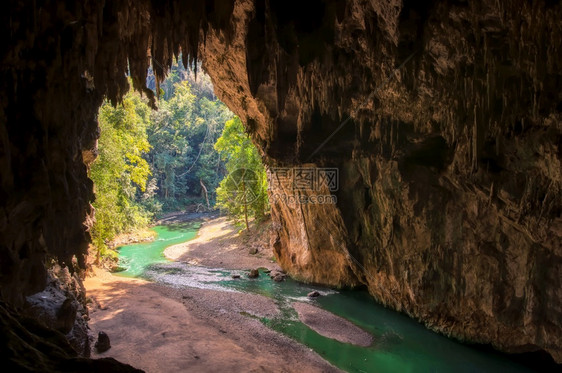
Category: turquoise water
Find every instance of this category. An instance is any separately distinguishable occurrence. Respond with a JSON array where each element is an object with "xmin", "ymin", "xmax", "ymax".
[
  {"xmin": 222, "ymin": 270, "xmax": 532, "ymax": 373},
  {"xmin": 116, "ymin": 222, "xmax": 200, "ymax": 277},
  {"xmin": 119, "ymin": 226, "xmax": 535, "ymax": 373}
]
